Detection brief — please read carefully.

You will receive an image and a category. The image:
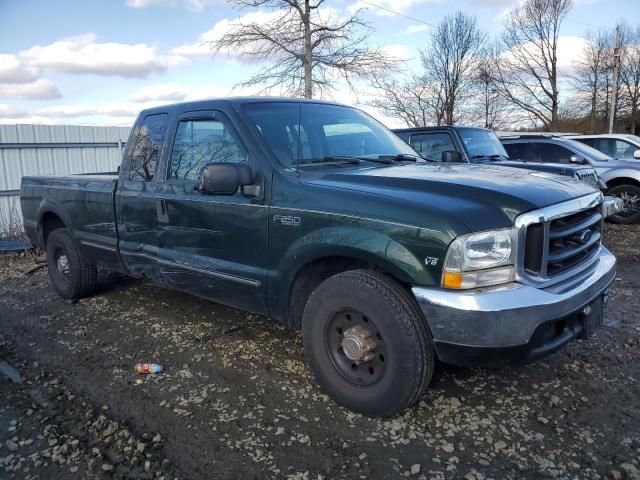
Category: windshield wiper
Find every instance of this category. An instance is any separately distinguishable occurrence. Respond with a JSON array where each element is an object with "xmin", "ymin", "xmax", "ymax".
[
  {"xmin": 298, "ymin": 156, "xmax": 362, "ymax": 166},
  {"xmin": 470, "ymin": 154, "xmax": 506, "ymax": 162},
  {"xmin": 375, "ymin": 153, "xmax": 422, "ymax": 162}
]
